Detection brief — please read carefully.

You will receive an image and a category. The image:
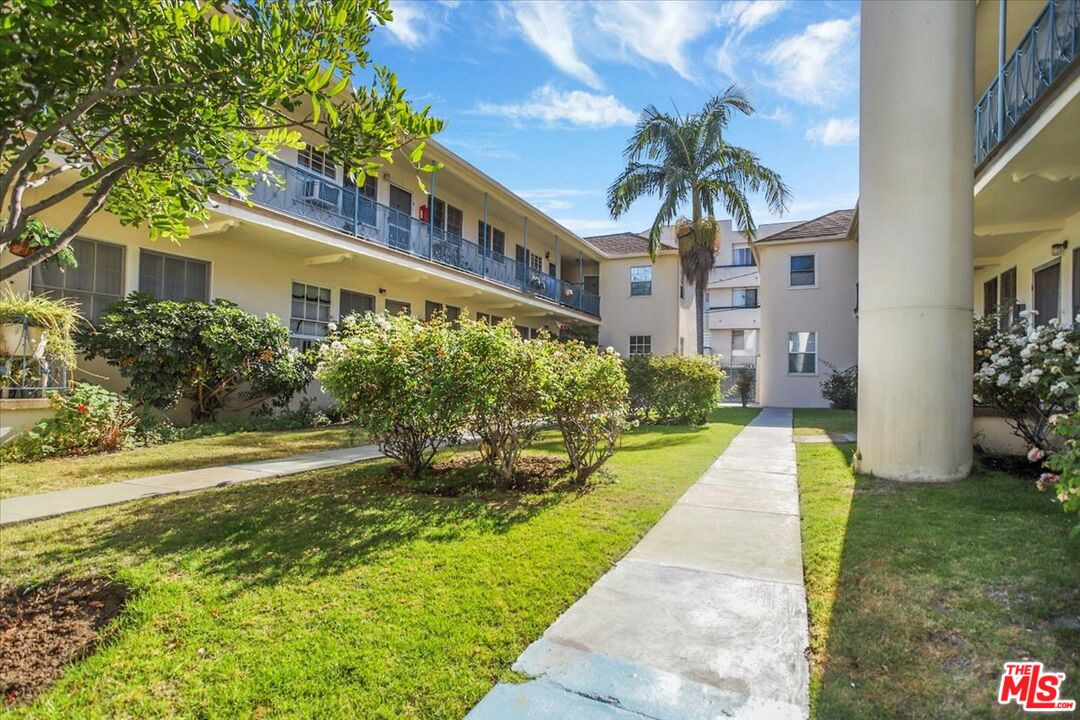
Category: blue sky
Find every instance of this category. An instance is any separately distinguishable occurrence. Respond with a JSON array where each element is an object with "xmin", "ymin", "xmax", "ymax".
[{"xmin": 369, "ymin": 0, "xmax": 860, "ymax": 237}]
